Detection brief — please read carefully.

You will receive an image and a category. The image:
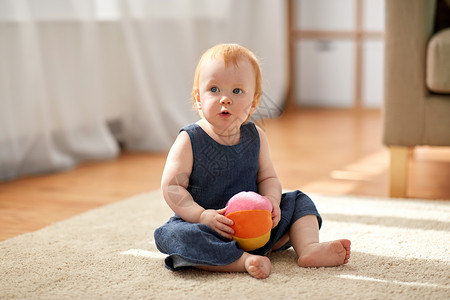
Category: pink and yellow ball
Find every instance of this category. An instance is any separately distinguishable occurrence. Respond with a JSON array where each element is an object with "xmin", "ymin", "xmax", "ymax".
[{"xmin": 225, "ymin": 191, "xmax": 273, "ymax": 251}]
